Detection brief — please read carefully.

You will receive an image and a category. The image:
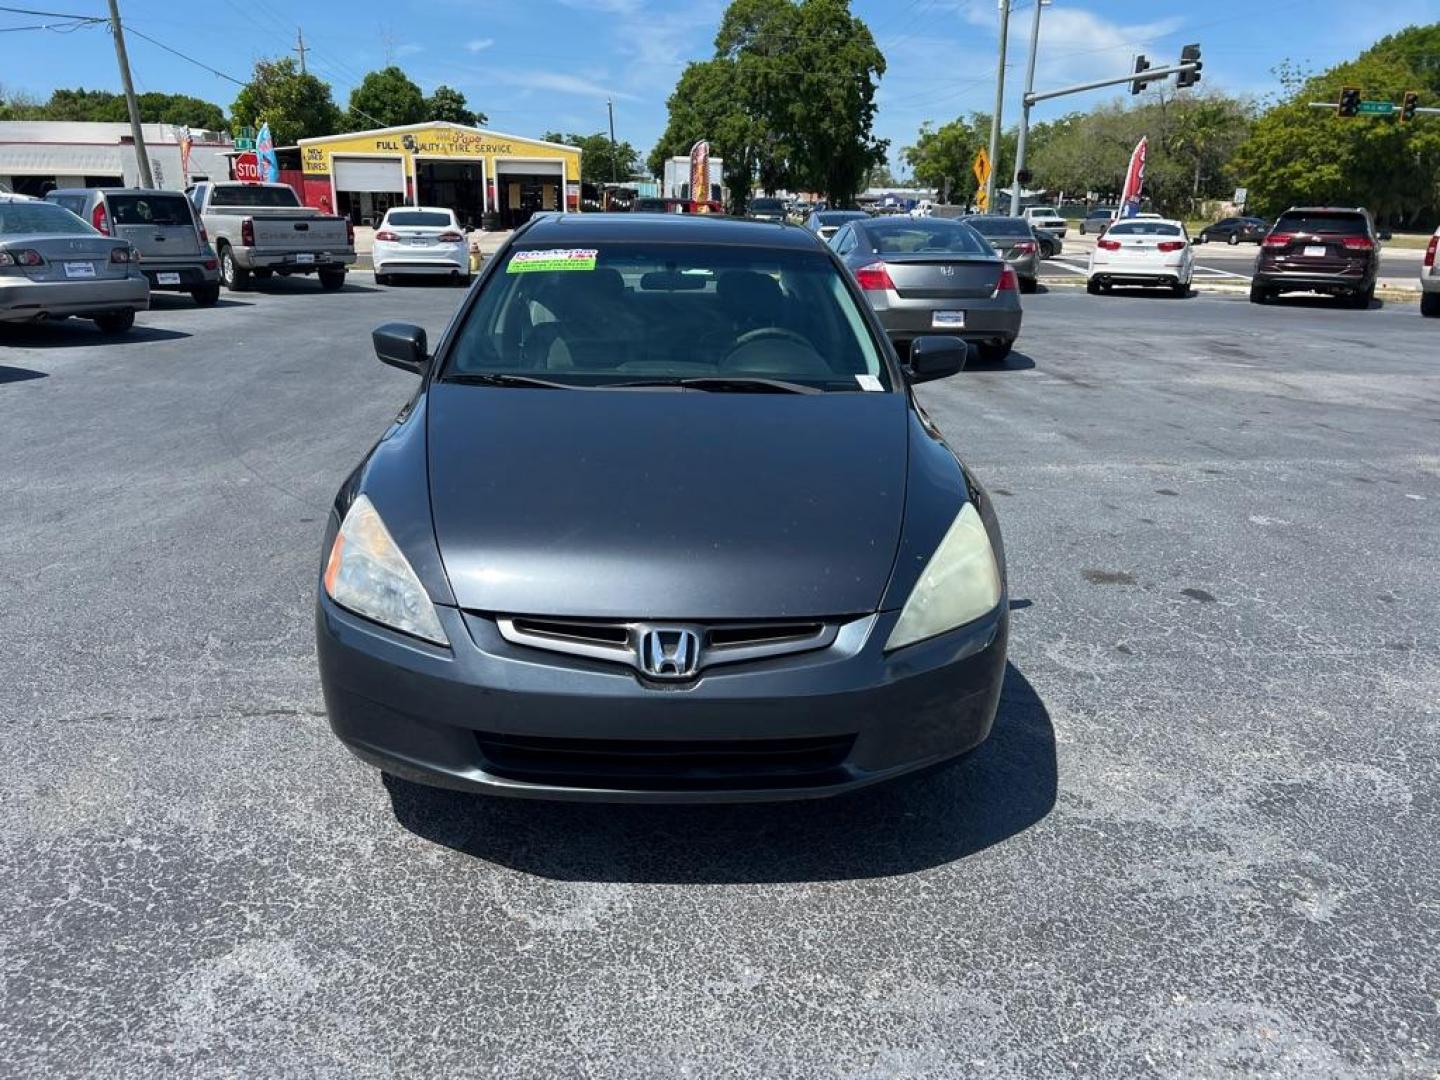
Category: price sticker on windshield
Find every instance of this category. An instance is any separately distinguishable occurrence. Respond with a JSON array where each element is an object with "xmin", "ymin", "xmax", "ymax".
[{"xmin": 507, "ymin": 248, "xmax": 598, "ymax": 274}]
